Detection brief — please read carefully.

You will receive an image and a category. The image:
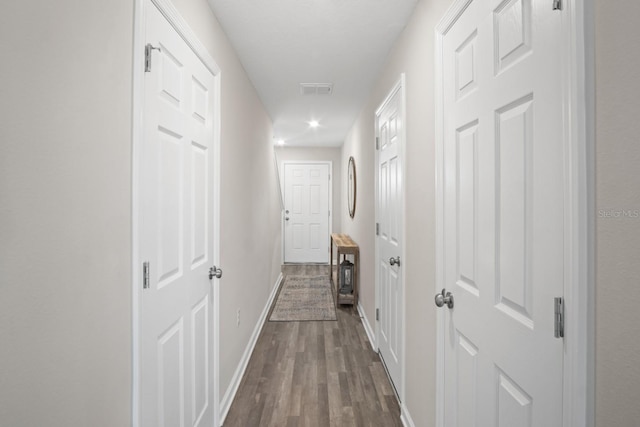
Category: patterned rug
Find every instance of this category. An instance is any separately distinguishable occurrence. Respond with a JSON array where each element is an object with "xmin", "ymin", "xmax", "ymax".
[{"xmin": 269, "ymin": 275, "xmax": 337, "ymax": 322}]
